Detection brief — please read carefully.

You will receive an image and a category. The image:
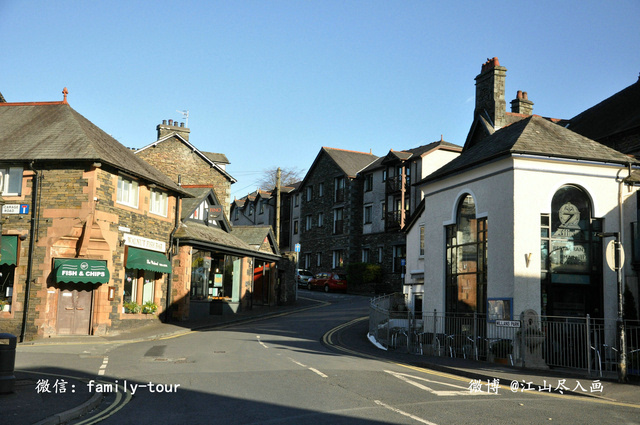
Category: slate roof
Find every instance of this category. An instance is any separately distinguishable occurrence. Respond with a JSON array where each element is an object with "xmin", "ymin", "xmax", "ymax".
[
  {"xmin": 181, "ymin": 188, "xmax": 213, "ymax": 220},
  {"xmin": 362, "ymin": 140, "xmax": 462, "ymax": 172},
  {"xmin": 568, "ymin": 77, "xmax": 640, "ymax": 145},
  {"xmin": 0, "ymin": 102, "xmax": 189, "ymax": 195},
  {"xmin": 322, "ymin": 147, "xmax": 379, "ymax": 178},
  {"xmin": 231, "ymin": 226, "xmax": 280, "ymax": 255},
  {"xmin": 175, "ymin": 221, "xmax": 280, "ymax": 260},
  {"xmin": 418, "ymin": 115, "xmax": 636, "ymax": 185}
]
